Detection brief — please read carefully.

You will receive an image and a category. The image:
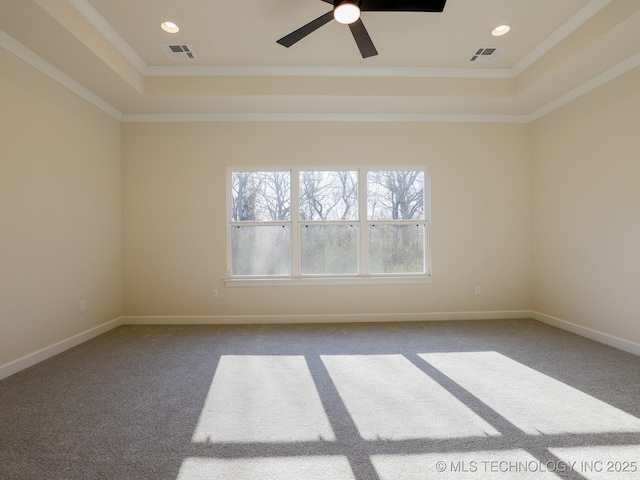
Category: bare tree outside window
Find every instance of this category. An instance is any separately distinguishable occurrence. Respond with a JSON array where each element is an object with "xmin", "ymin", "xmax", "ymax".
[
  {"xmin": 367, "ymin": 170, "xmax": 424, "ymax": 221},
  {"xmin": 299, "ymin": 171, "xmax": 358, "ymax": 221},
  {"xmin": 299, "ymin": 171, "xmax": 358, "ymax": 274},
  {"xmin": 229, "ymin": 168, "xmax": 429, "ymax": 278},
  {"xmin": 231, "ymin": 171, "xmax": 258, "ymax": 222},
  {"xmin": 368, "ymin": 171, "xmax": 425, "ymax": 273},
  {"xmin": 262, "ymin": 171, "xmax": 291, "ymax": 221},
  {"xmin": 230, "ymin": 171, "xmax": 292, "ymax": 275},
  {"xmin": 231, "ymin": 171, "xmax": 291, "ymax": 222}
]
